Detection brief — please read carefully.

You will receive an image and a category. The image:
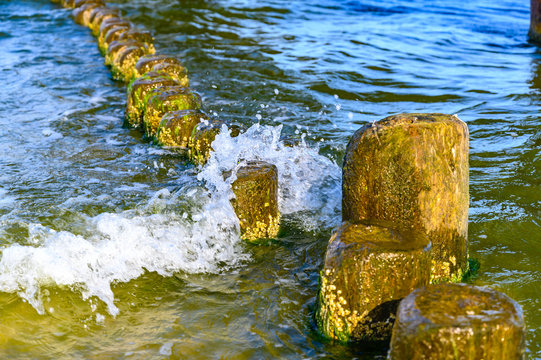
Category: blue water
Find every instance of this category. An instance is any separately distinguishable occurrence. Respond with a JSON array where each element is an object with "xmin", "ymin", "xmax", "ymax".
[{"xmin": 0, "ymin": 0, "xmax": 538, "ymax": 358}]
